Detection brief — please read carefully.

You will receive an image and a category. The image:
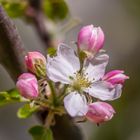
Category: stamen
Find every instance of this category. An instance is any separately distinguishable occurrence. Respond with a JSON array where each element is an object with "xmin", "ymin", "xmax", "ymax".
[{"xmin": 71, "ymin": 72, "xmax": 91, "ymax": 91}]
